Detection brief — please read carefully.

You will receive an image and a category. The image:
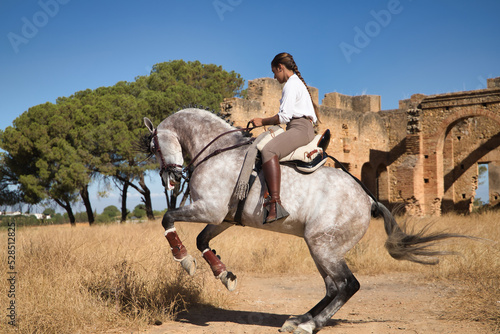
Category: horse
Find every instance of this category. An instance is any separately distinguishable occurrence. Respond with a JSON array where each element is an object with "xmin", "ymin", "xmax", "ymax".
[{"xmin": 141, "ymin": 108, "xmax": 461, "ymax": 334}]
